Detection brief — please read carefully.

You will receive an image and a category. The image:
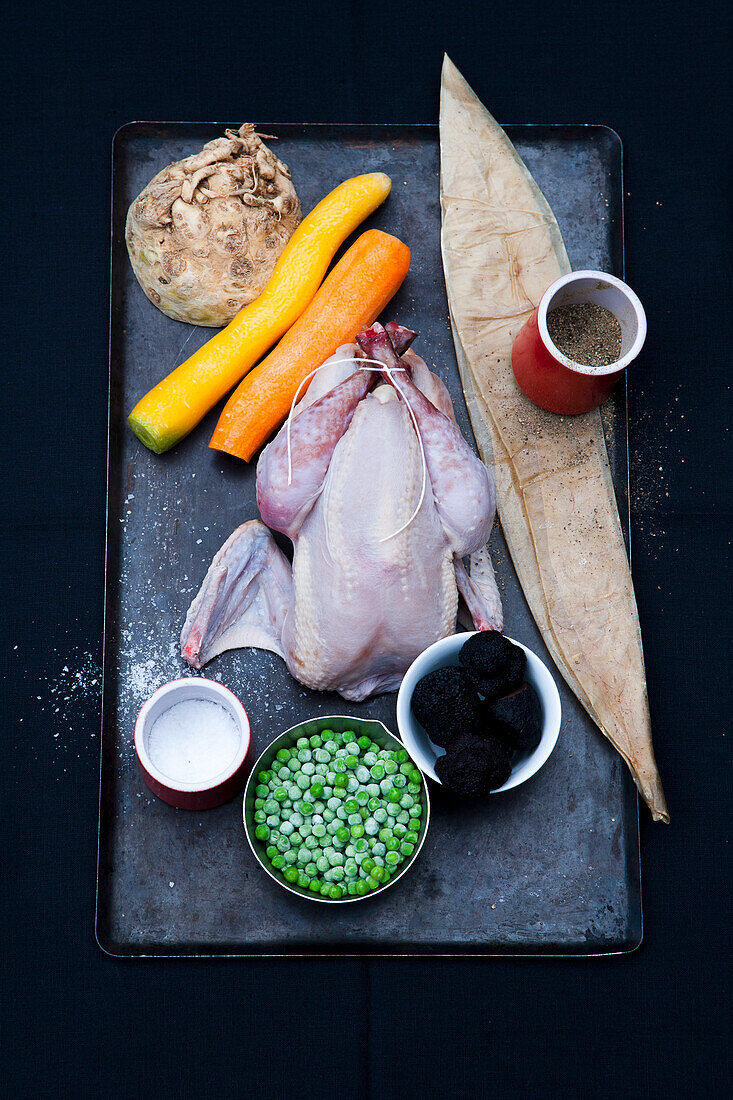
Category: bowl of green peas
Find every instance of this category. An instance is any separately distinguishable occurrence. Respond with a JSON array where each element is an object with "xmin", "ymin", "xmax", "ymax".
[{"xmin": 243, "ymin": 716, "xmax": 430, "ymax": 902}]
